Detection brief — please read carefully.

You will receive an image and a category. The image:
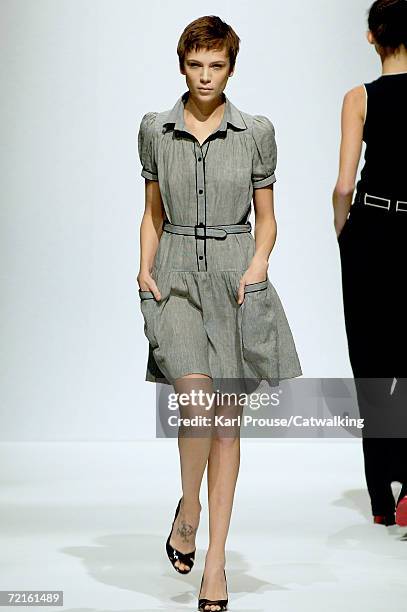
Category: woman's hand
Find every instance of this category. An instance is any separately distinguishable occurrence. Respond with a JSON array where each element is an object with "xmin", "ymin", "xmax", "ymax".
[
  {"xmin": 137, "ymin": 270, "xmax": 161, "ymax": 301},
  {"xmin": 236, "ymin": 258, "xmax": 269, "ymax": 305},
  {"xmin": 335, "ymin": 218, "xmax": 346, "ymax": 239},
  {"xmin": 335, "ymin": 221, "xmax": 348, "ymax": 240}
]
